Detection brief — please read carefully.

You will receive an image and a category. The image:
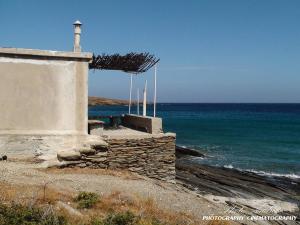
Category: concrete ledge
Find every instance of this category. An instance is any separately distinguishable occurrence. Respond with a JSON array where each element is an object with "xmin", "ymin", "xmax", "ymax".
[
  {"xmin": 0, "ymin": 130, "xmax": 87, "ymax": 135},
  {"xmin": 88, "ymin": 120, "xmax": 105, "ymax": 136},
  {"xmin": 121, "ymin": 114, "xmax": 163, "ymax": 134},
  {"xmin": 101, "ymin": 127, "xmax": 176, "ymax": 140},
  {"xmin": 0, "ymin": 47, "xmax": 92, "ymax": 61}
]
